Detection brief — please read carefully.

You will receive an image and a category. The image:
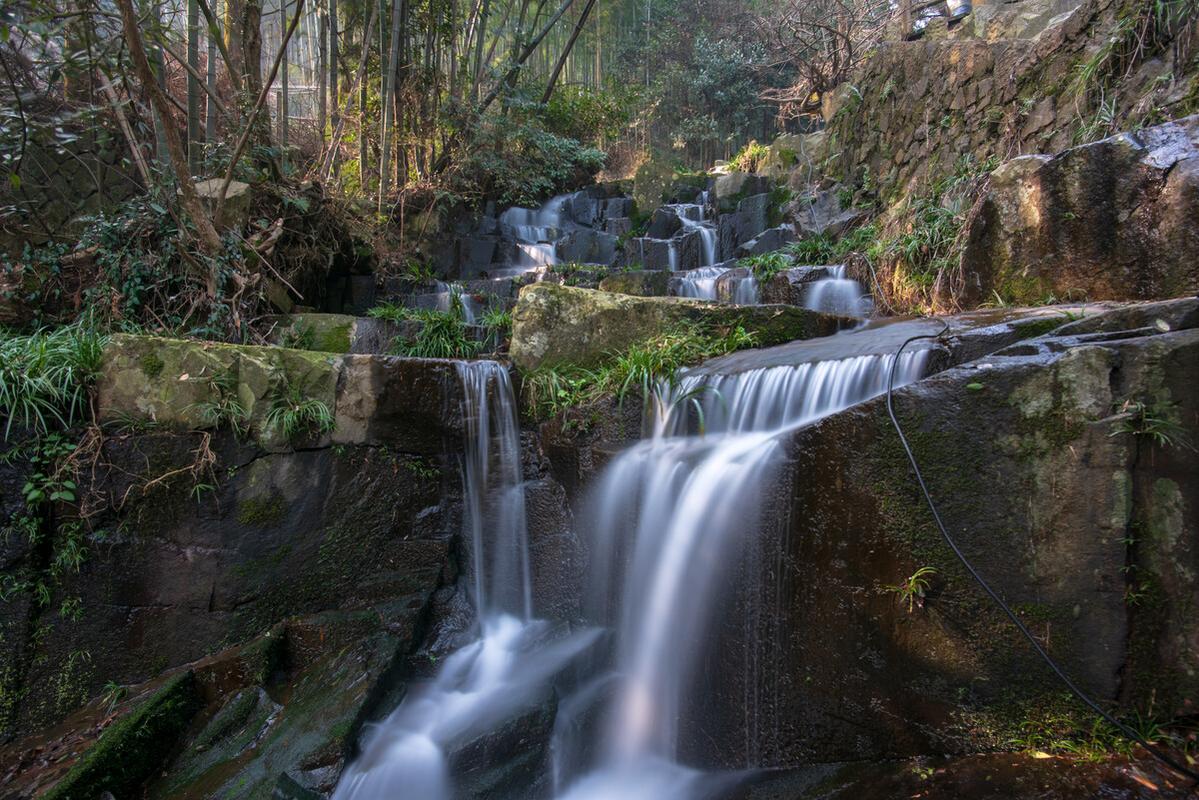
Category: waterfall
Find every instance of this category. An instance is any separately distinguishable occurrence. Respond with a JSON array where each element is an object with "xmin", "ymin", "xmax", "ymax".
[
  {"xmin": 803, "ymin": 265, "xmax": 870, "ymax": 316},
  {"xmin": 433, "ymin": 281, "xmax": 480, "ymax": 324},
  {"xmin": 677, "ymin": 201, "xmax": 718, "ymax": 267},
  {"xmin": 552, "ymin": 350, "xmax": 930, "ymax": 798},
  {"xmin": 332, "ymin": 362, "xmax": 598, "ymax": 800},
  {"xmin": 733, "ymin": 273, "xmax": 760, "ymax": 305},
  {"xmin": 334, "ymin": 348, "xmax": 933, "ymax": 800},
  {"xmin": 674, "ymin": 266, "xmax": 730, "ymax": 300},
  {"xmin": 498, "ymin": 193, "xmax": 572, "ymax": 272},
  {"xmin": 457, "ymin": 361, "xmax": 531, "ymax": 617}
]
